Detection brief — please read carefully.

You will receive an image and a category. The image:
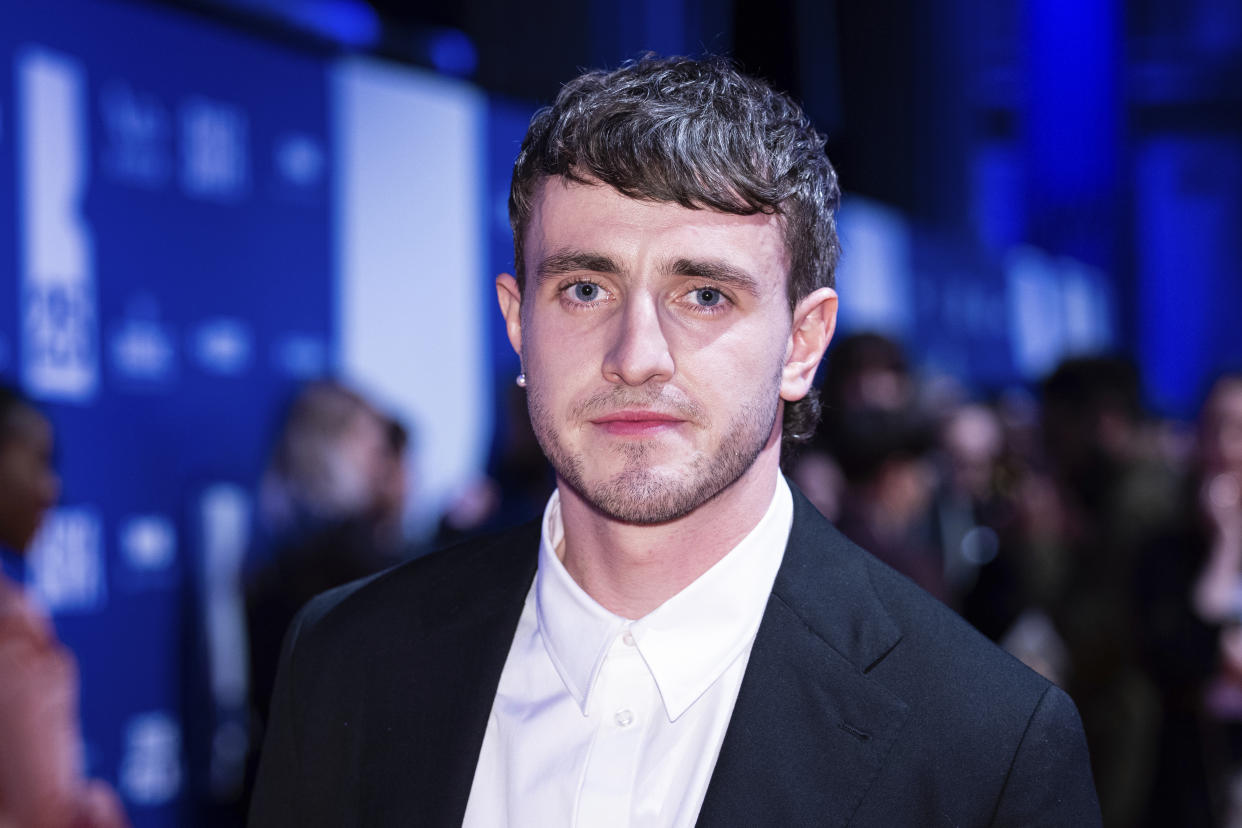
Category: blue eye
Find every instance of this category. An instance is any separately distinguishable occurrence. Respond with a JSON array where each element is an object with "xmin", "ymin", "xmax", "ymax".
[
  {"xmin": 692, "ymin": 287, "xmax": 722, "ymax": 307},
  {"xmin": 570, "ymin": 282, "xmax": 602, "ymax": 302}
]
